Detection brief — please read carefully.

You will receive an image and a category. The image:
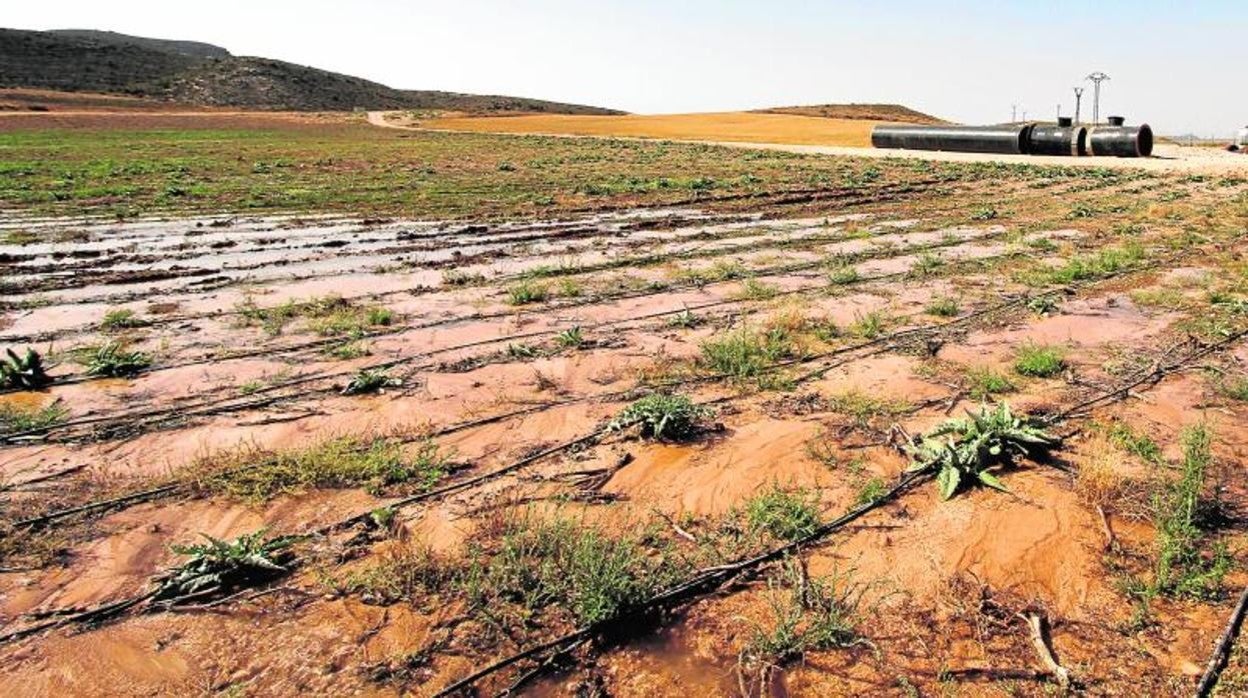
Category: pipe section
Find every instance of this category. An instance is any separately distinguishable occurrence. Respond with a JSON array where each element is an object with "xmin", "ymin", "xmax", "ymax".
[
  {"xmin": 1029, "ymin": 124, "xmax": 1088, "ymax": 156},
  {"xmin": 1087, "ymin": 122, "xmax": 1153, "ymax": 158},
  {"xmin": 870, "ymin": 124, "xmax": 1033, "ymax": 155},
  {"xmin": 870, "ymin": 118, "xmax": 1153, "ymax": 158}
]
